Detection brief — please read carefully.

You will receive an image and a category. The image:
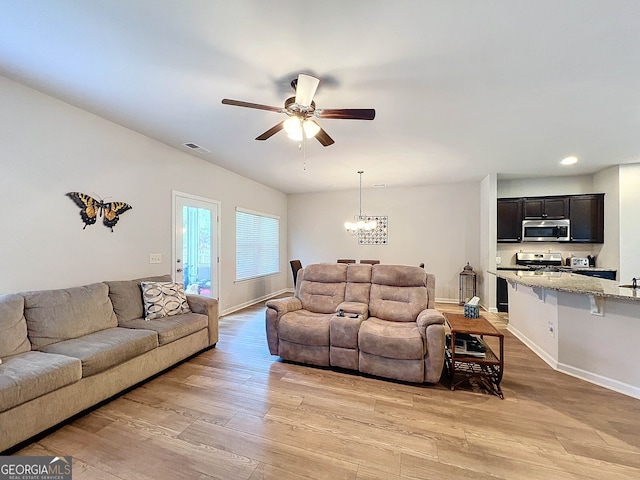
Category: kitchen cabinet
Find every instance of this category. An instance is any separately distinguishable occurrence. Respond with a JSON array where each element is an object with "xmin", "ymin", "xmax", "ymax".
[
  {"xmin": 523, "ymin": 196, "xmax": 569, "ymax": 219},
  {"xmin": 497, "ymin": 198, "xmax": 522, "ymax": 242},
  {"xmin": 569, "ymin": 194, "xmax": 604, "ymax": 243}
]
